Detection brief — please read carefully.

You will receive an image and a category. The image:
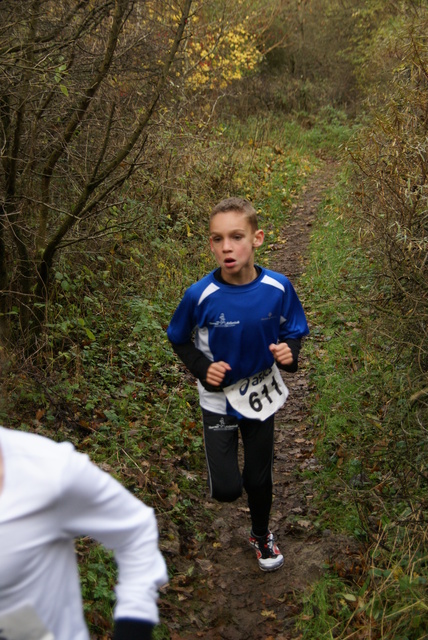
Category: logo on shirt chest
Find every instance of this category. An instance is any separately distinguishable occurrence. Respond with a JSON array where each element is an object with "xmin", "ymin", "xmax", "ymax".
[
  {"xmin": 209, "ymin": 313, "xmax": 240, "ymax": 328},
  {"xmin": 261, "ymin": 312, "xmax": 278, "ymax": 322}
]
